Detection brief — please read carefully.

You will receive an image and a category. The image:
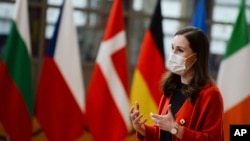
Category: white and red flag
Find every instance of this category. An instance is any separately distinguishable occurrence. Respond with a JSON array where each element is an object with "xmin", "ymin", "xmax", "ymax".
[
  {"xmin": 35, "ymin": 0, "xmax": 85, "ymax": 140},
  {"xmin": 85, "ymin": 0, "xmax": 130, "ymax": 140}
]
